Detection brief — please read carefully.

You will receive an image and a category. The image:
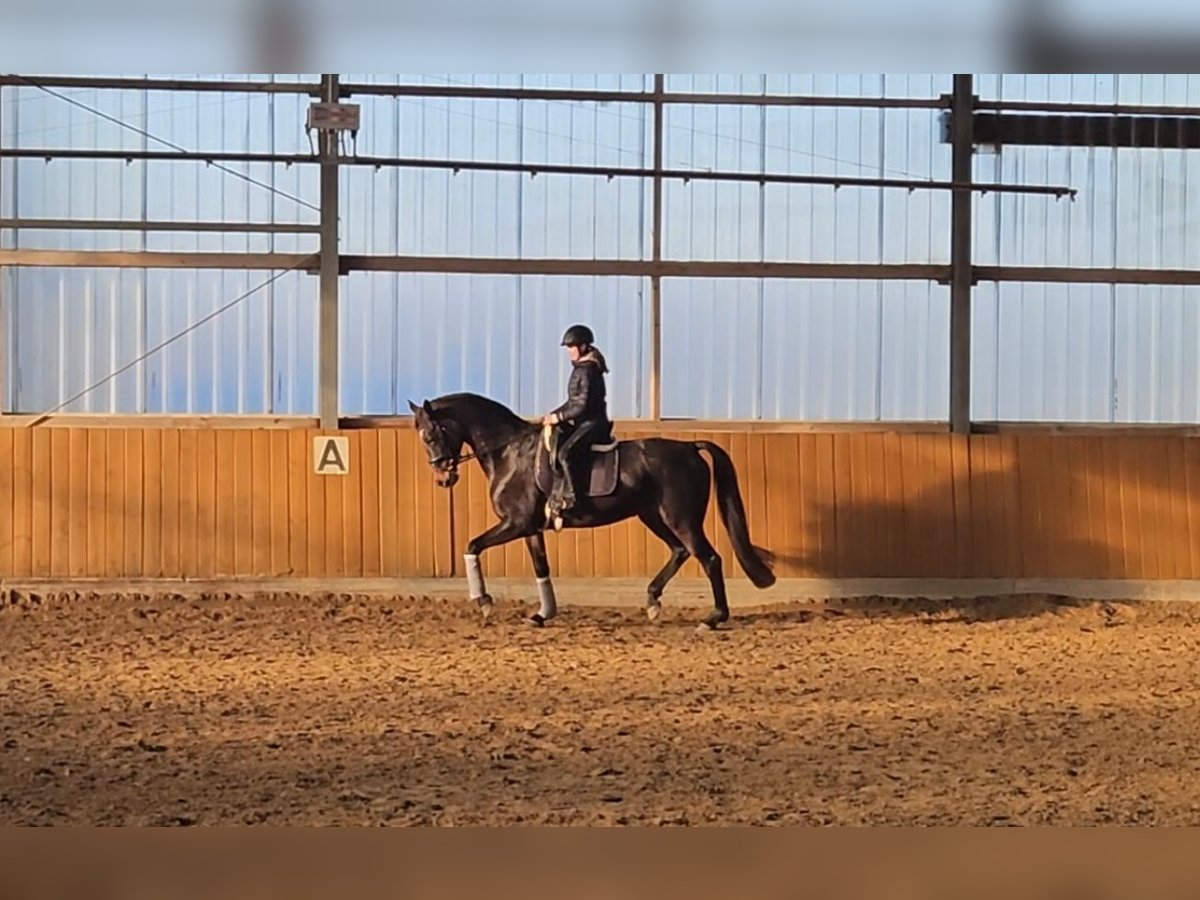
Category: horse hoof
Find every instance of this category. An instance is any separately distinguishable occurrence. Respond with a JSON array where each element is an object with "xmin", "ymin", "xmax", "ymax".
[
  {"xmin": 696, "ymin": 621, "xmax": 718, "ymax": 633},
  {"xmin": 646, "ymin": 603, "xmax": 662, "ymax": 623},
  {"xmin": 528, "ymin": 613, "xmax": 545, "ymax": 628},
  {"xmin": 477, "ymin": 595, "xmax": 495, "ymax": 622}
]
